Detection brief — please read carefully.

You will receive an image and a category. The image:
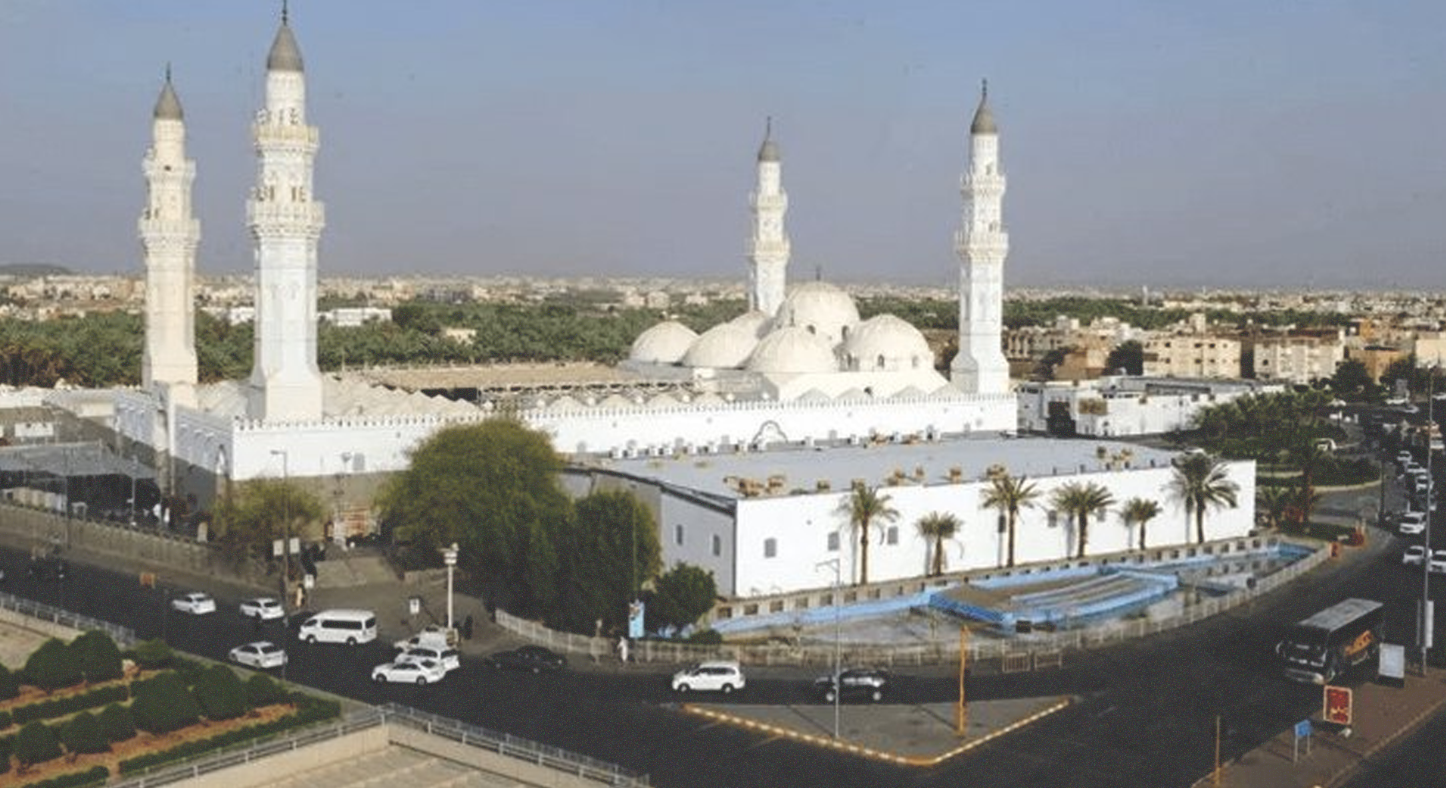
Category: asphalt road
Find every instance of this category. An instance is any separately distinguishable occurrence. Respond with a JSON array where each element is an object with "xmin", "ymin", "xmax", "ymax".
[{"xmin": 0, "ymin": 464, "xmax": 1443, "ymax": 787}]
